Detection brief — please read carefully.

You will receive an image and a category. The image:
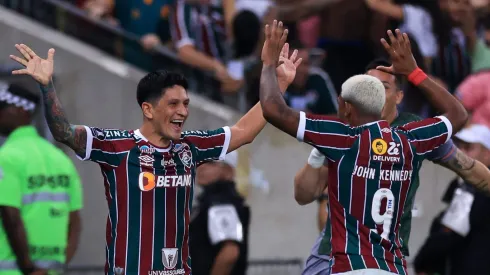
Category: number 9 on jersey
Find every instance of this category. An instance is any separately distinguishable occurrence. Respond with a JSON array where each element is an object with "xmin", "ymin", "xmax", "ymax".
[{"xmin": 371, "ymin": 188, "xmax": 395, "ymax": 240}]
